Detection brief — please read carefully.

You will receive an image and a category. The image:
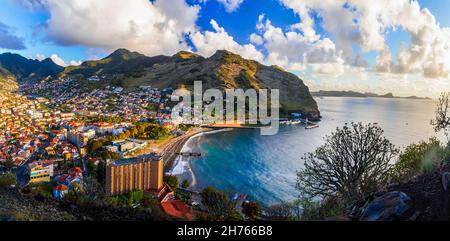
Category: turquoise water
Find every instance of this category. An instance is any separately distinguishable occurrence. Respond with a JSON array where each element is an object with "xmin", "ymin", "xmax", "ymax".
[{"xmin": 172, "ymin": 97, "xmax": 446, "ymax": 207}]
